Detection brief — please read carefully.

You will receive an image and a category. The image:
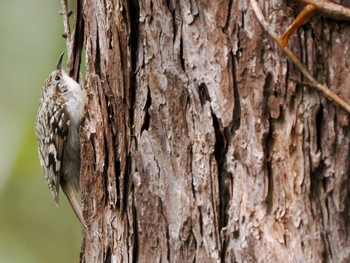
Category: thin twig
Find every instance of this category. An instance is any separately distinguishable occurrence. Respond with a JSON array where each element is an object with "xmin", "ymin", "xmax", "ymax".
[
  {"xmin": 300, "ymin": 0, "xmax": 350, "ymax": 21},
  {"xmin": 60, "ymin": 0, "xmax": 72, "ymax": 61},
  {"xmin": 280, "ymin": 4, "xmax": 317, "ymax": 47},
  {"xmin": 250, "ymin": 0, "xmax": 350, "ymax": 113},
  {"xmin": 289, "ymin": 78, "xmax": 323, "ymax": 89}
]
